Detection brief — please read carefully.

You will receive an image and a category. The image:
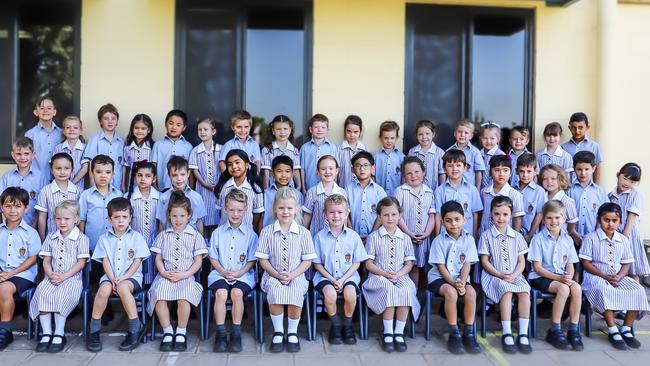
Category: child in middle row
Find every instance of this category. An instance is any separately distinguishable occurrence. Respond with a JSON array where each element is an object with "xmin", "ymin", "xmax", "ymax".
[{"xmin": 303, "ymin": 155, "xmax": 347, "ymax": 237}]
